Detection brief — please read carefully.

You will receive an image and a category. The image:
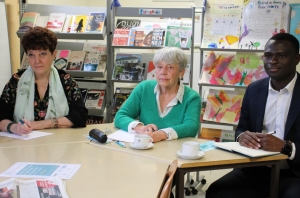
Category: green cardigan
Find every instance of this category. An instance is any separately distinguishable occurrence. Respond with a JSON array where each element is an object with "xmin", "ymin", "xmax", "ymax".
[{"xmin": 114, "ymin": 80, "xmax": 201, "ymax": 138}]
